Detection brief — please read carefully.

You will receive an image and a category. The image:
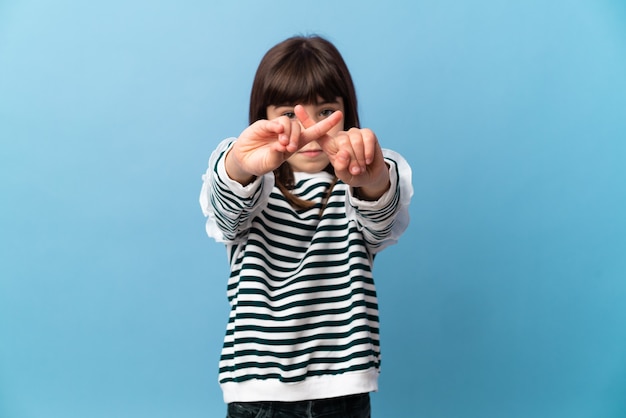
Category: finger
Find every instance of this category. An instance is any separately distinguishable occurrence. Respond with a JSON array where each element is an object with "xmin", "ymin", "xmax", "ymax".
[
  {"xmin": 361, "ymin": 128, "xmax": 378, "ymax": 165},
  {"xmin": 299, "ymin": 110, "xmax": 344, "ymax": 144},
  {"xmin": 268, "ymin": 117, "xmax": 291, "ymax": 146},
  {"xmin": 258, "ymin": 119, "xmax": 283, "ymax": 134},
  {"xmin": 294, "ymin": 104, "xmax": 315, "ymax": 129},
  {"xmin": 334, "ymin": 132, "xmax": 362, "ymax": 176},
  {"xmin": 333, "ymin": 149, "xmax": 351, "ymax": 175},
  {"xmin": 285, "ymin": 120, "xmax": 301, "ymax": 153},
  {"xmin": 346, "ymin": 128, "xmax": 367, "ymax": 173}
]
